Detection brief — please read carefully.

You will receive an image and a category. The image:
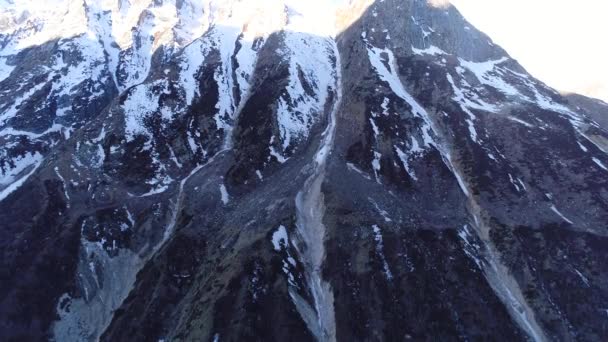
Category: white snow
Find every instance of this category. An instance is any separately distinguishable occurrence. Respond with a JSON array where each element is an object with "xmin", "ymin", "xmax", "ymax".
[
  {"xmin": 458, "ymin": 225, "xmax": 483, "ymax": 269},
  {"xmin": 122, "ymin": 80, "xmax": 174, "ymax": 140},
  {"xmin": 0, "ymin": 152, "xmax": 43, "ymax": 187},
  {"xmin": 442, "ymin": 154, "xmax": 470, "ymax": 198},
  {"xmin": 269, "ymin": 144, "xmax": 288, "ymax": 164},
  {"xmin": 272, "ymin": 225, "xmax": 289, "ymax": 251},
  {"xmin": 581, "ymin": 132, "xmax": 608, "ymax": 154},
  {"xmin": 50, "ymin": 35, "xmax": 108, "ymax": 116},
  {"xmin": 94, "ymin": 144, "xmax": 105, "ymax": 168},
  {"xmin": 372, "ymin": 225, "xmax": 393, "ymax": 280},
  {"xmin": 54, "ymin": 166, "xmax": 71, "ymax": 207},
  {"xmin": 517, "ymin": 178, "xmax": 527, "ymax": 191},
  {"xmin": 370, "ymin": 199, "xmax": 392, "ymax": 222},
  {"xmin": 0, "ymin": 78, "xmax": 51, "ymax": 126},
  {"xmin": 409, "ymin": 135, "xmax": 424, "ymax": 154},
  {"xmin": 187, "ymin": 130, "xmax": 199, "ymax": 154},
  {"xmin": 592, "ymin": 157, "xmax": 608, "ymax": 171},
  {"xmin": 169, "ymin": 147, "xmax": 183, "ymax": 168},
  {"xmin": 411, "ymin": 15, "xmax": 434, "ymax": 38},
  {"xmin": 291, "ymin": 37, "xmax": 341, "ymax": 341},
  {"xmin": 0, "ymin": 153, "xmax": 42, "ymax": 202},
  {"xmin": 369, "ymin": 118, "xmax": 380, "ymax": 137},
  {"xmin": 447, "ymin": 71, "xmax": 498, "ymax": 113},
  {"xmin": 412, "ymin": 45, "xmax": 447, "ymax": 56},
  {"xmin": 395, "ymin": 146, "xmax": 418, "ymax": 181},
  {"xmin": 577, "ymin": 141, "xmax": 588, "ymax": 153},
  {"xmin": 459, "ymin": 57, "xmax": 520, "ymax": 96},
  {"xmin": 270, "ymin": 224, "xmax": 299, "ymax": 289},
  {"xmin": 219, "ymin": 184, "xmax": 230, "ymax": 205},
  {"xmin": 508, "ymin": 116, "xmax": 534, "ymax": 128},
  {"xmin": 0, "ymin": 0, "xmax": 88, "ymax": 54},
  {"xmin": 372, "ymin": 151, "xmax": 382, "ymax": 183},
  {"xmin": 0, "ymin": 57, "xmax": 14, "ymax": 83},
  {"xmin": 0, "ymin": 123, "xmax": 66, "ymax": 139},
  {"xmin": 174, "ymin": 0, "xmax": 208, "ymax": 45},
  {"xmin": 380, "ymin": 98, "xmax": 390, "ymax": 115},
  {"xmin": 573, "ymin": 269, "xmax": 590, "ymax": 287},
  {"xmin": 180, "ymin": 37, "xmax": 210, "ymax": 106},
  {"xmin": 126, "ymin": 209, "xmax": 135, "ymax": 227},
  {"xmin": 366, "ymin": 42, "xmax": 436, "ymax": 148},
  {"xmin": 346, "ymin": 162, "xmax": 372, "ymax": 180},
  {"xmin": 275, "ymin": 31, "xmax": 336, "ymax": 153},
  {"xmin": 114, "ymin": 1, "xmax": 178, "ymax": 89},
  {"xmin": 445, "ymin": 74, "xmax": 484, "ymax": 143},
  {"xmin": 179, "ymin": 2, "xmax": 284, "ymax": 148},
  {"xmin": 550, "ymin": 205, "xmax": 573, "ymax": 224},
  {"xmin": 138, "ymin": 185, "xmax": 169, "ymax": 197},
  {"xmin": 508, "ymin": 173, "xmax": 521, "ymax": 192},
  {"xmin": 505, "ymin": 70, "xmax": 586, "ymax": 128}
]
